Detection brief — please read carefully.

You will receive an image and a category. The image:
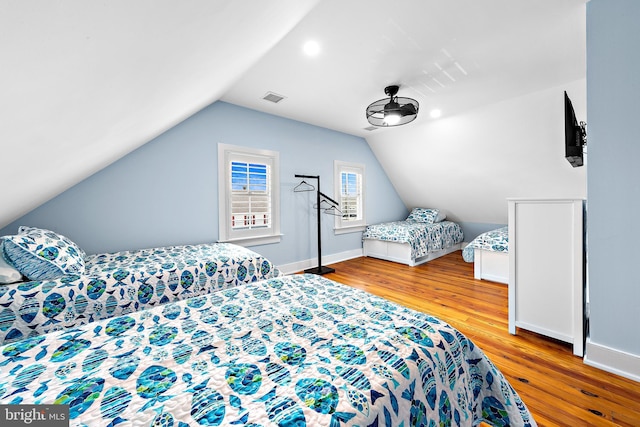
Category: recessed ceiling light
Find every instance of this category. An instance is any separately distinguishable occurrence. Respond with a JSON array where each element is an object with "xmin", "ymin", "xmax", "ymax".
[
  {"xmin": 303, "ymin": 40, "xmax": 320, "ymax": 56},
  {"xmin": 430, "ymin": 109, "xmax": 442, "ymax": 119}
]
